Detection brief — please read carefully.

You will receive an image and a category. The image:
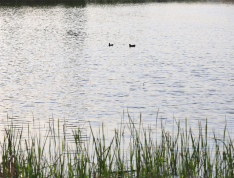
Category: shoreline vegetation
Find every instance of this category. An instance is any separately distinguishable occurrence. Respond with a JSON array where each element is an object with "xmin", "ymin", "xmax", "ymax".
[
  {"xmin": 0, "ymin": 0, "xmax": 233, "ymax": 6},
  {"xmin": 0, "ymin": 115, "xmax": 234, "ymax": 177}
]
